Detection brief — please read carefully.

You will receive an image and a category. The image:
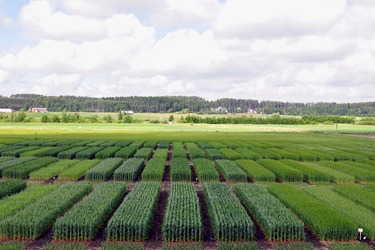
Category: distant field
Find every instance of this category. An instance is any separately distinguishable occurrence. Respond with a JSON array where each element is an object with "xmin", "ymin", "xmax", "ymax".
[{"xmin": 0, "ymin": 122, "xmax": 374, "ymax": 143}]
